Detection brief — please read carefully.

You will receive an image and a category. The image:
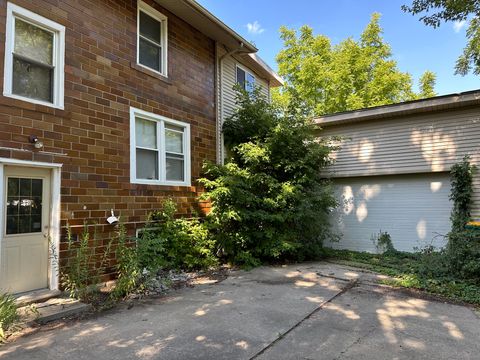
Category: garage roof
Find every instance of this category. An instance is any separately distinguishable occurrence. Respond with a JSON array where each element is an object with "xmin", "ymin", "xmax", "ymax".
[{"xmin": 315, "ymin": 89, "xmax": 480, "ymax": 127}]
